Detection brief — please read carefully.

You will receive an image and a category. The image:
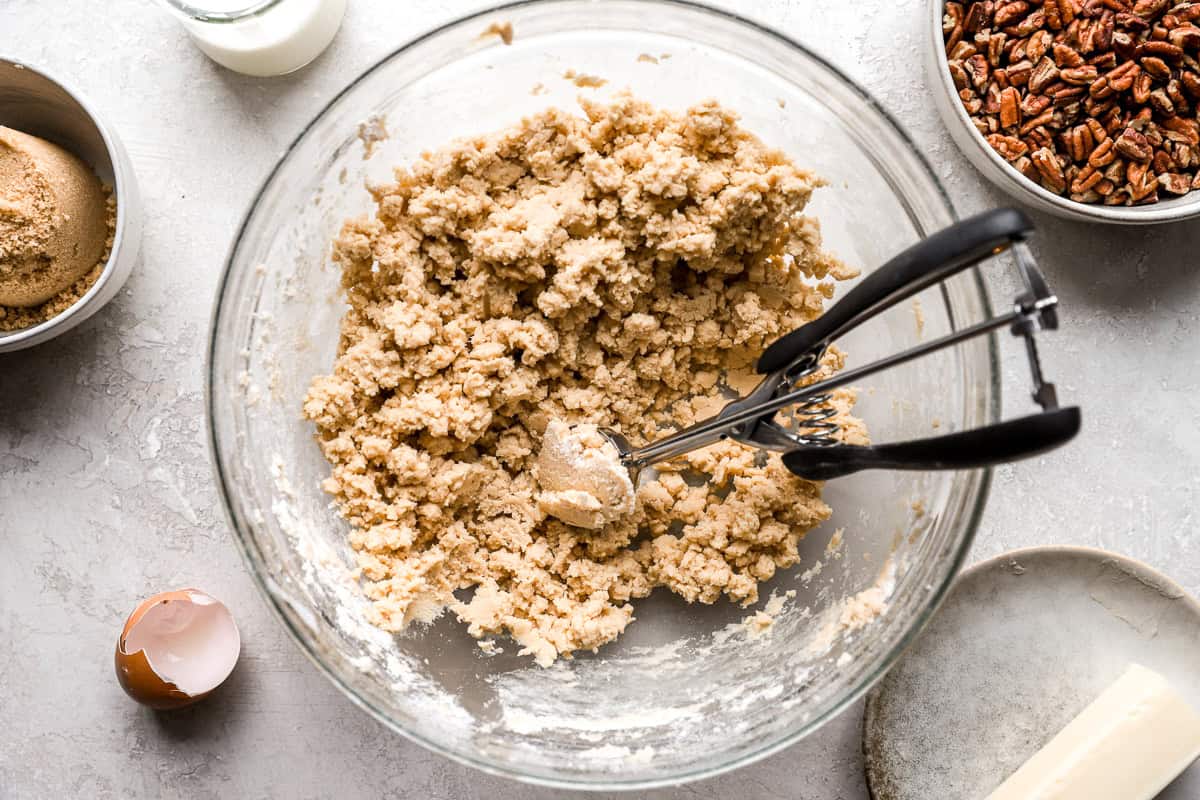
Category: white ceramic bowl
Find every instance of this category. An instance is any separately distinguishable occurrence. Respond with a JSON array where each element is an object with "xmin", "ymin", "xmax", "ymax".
[
  {"xmin": 0, "ymin": 58, "xmax": 143, "ymax": 353},
  {"xmin": 925, "ymin": 0, "xmax": 1200, "ymax": 224}
]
